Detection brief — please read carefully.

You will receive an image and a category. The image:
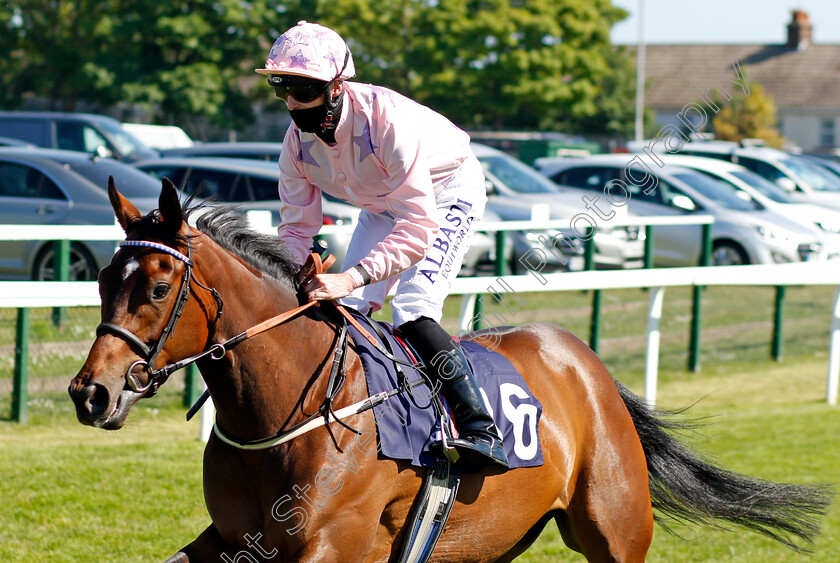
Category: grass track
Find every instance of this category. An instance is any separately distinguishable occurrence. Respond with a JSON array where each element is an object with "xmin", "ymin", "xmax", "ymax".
[
  {"xmin": 2, "ymin": 285, "xmax": 839, "ymax": 560},
  {"xmin": 2, "ymin": 361, "xmax": 838, "ymax": 561}
]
